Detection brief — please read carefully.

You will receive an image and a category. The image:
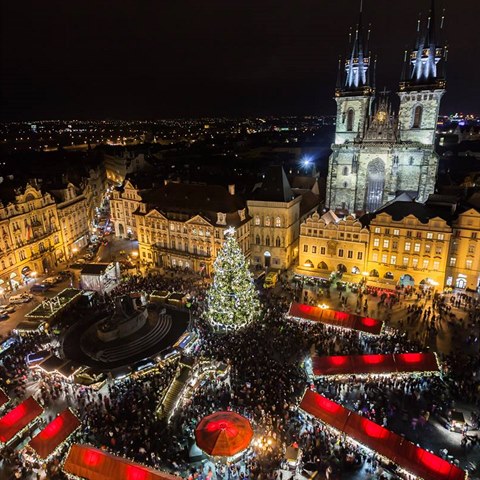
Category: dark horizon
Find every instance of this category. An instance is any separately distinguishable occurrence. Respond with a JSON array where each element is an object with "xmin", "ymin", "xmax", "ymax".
[{"xmin": 1, "ymin": 0, "xmax": 479, "ymax": 121}]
